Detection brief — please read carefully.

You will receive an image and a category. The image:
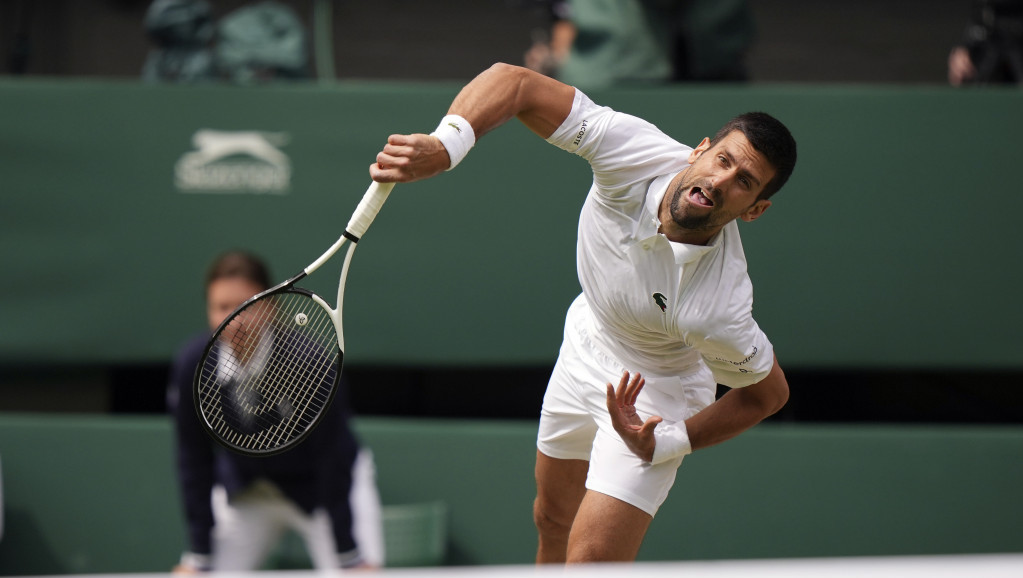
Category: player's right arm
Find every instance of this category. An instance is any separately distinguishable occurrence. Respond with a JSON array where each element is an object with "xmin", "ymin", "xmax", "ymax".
[
  {"xmin": 448, "ymin": 62, "xmax": 576, "ymax": 141},
  {"xmin": 370, "ymin": 63, "xmax": 575, "ymax": 183}
]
